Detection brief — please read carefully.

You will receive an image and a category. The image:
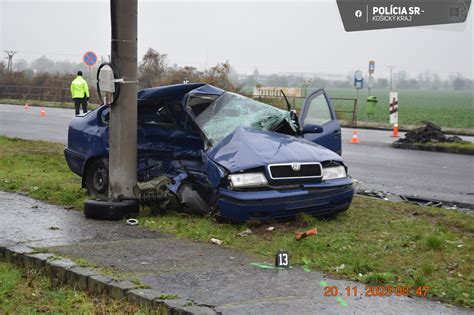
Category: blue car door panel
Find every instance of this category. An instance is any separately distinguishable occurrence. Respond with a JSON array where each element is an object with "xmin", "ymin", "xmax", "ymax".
[{"xmin": 299, "ymin": 89, "xmax": 342, "ymax": 155}]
